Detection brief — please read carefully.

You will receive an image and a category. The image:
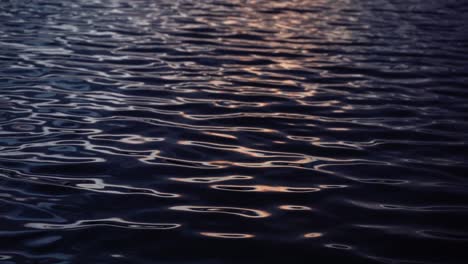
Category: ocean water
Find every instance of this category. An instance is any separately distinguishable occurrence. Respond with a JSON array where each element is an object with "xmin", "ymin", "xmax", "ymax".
[{"xmin": 0, "ymin": 0, "xmax": 467, "ymax": 263}]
